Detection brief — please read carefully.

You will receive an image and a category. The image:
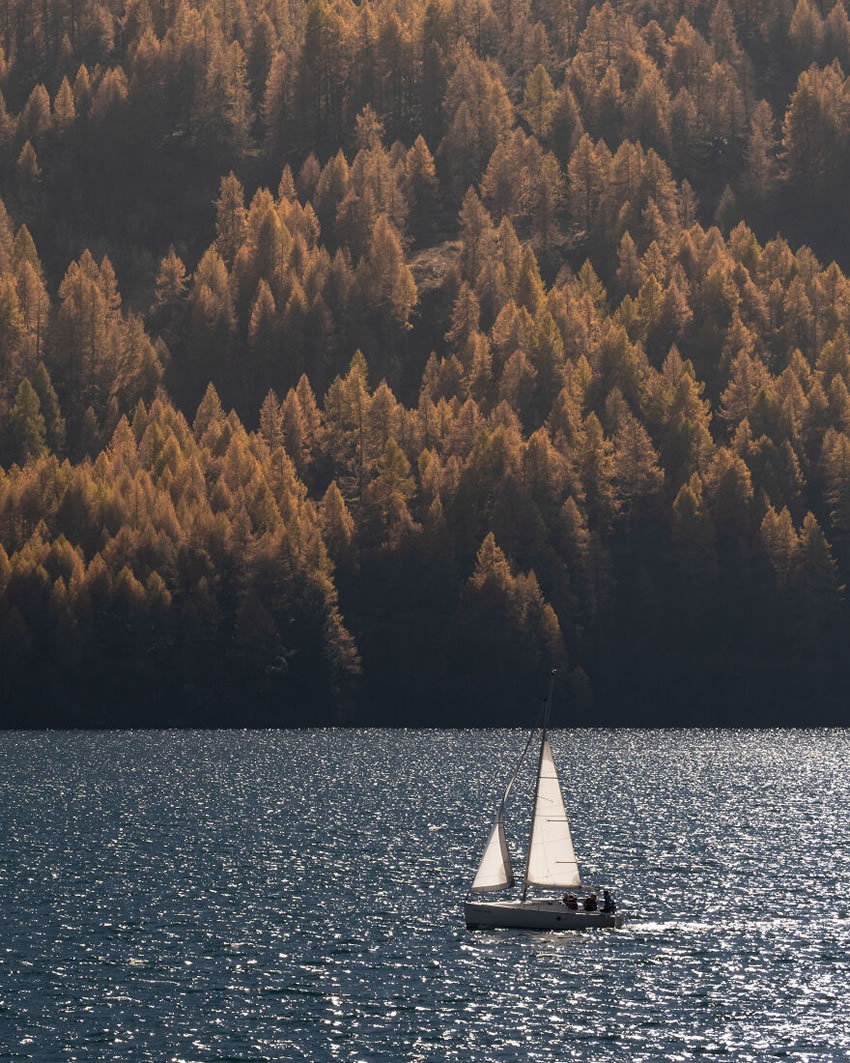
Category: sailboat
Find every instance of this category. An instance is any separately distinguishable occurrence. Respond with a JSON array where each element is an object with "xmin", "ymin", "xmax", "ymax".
[{"xmin": 464, "ymin": 672, "xmax": 623, "ymax": 931}]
